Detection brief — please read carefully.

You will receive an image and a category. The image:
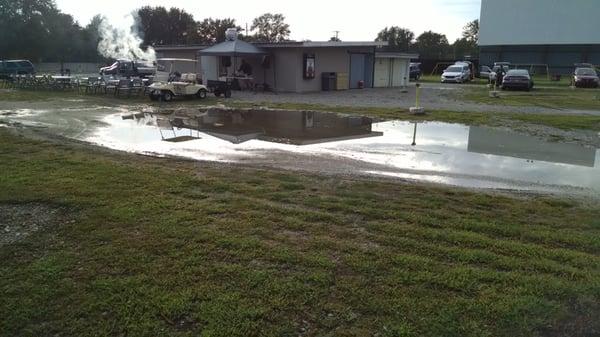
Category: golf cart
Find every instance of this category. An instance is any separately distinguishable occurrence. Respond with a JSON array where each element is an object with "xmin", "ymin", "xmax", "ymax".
[{"xmin": 148, "ymin": 59, "xmax": 208, "ymax": 102}]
